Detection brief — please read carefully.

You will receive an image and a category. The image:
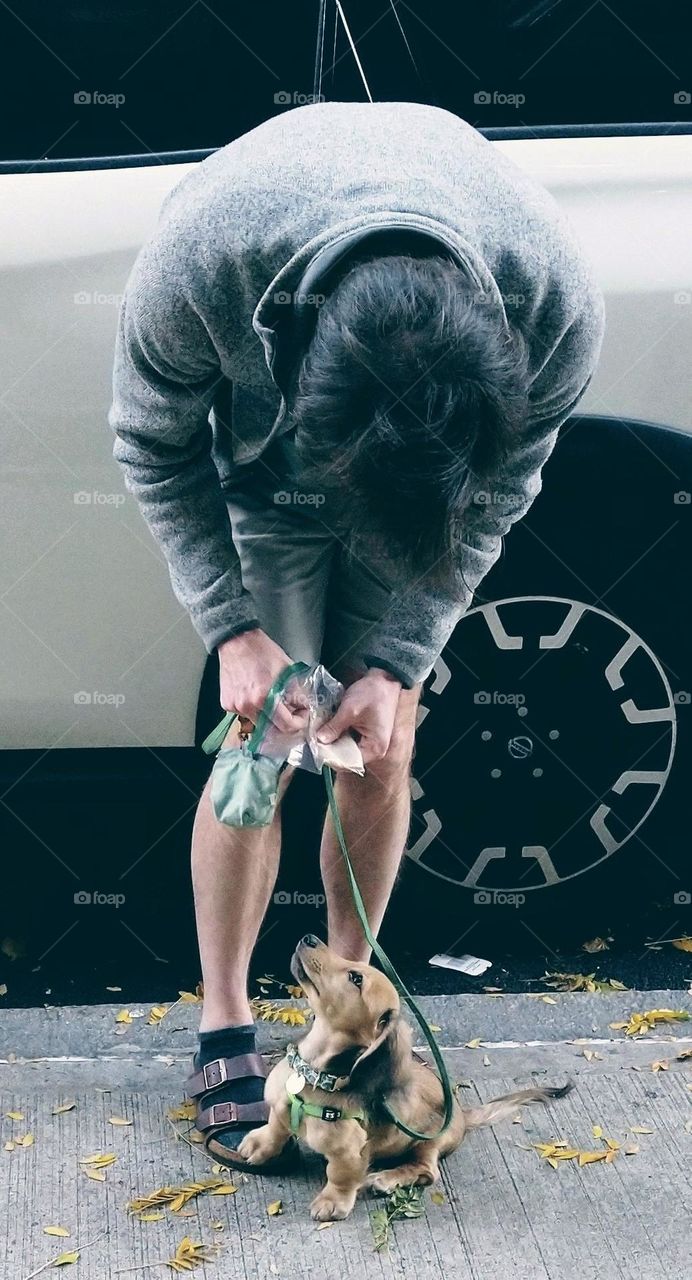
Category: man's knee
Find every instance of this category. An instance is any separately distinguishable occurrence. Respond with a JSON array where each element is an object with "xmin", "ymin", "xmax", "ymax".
[{"xmin": 366, "ymin": 721, "xmax": 416, "ymax": 786}]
